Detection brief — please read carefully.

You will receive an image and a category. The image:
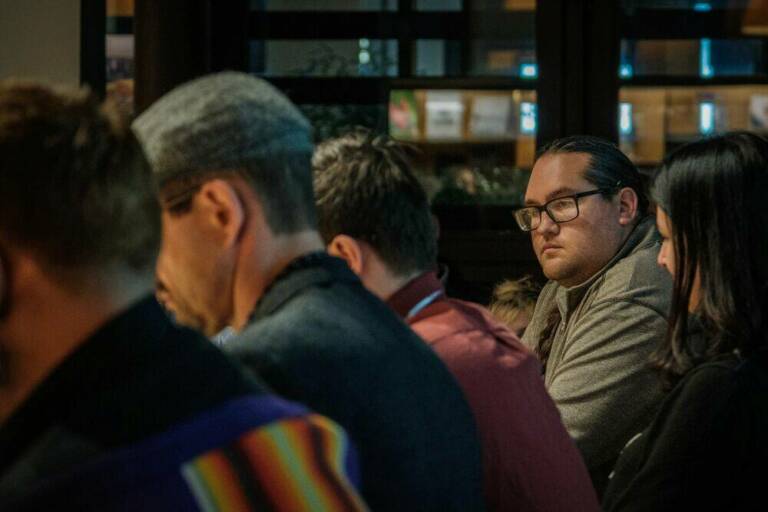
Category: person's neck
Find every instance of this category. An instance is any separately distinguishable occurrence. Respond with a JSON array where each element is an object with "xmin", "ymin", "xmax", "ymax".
[
  {"xmin": 232, "ymin": 229, "xmax": 325, "ymax": 330},
  {"xmin": 357, "ymin": 247, "xmax": 422, "ymax": 302},
  {"xmin": 0, "ymin": 271, "xmax": 152, "ymax": 423},
  {"xmin": 262, "ymin": 230, "xmax": 327, "ymax": 289},
  {"xmin": 379, "ymin": 270, "xmax": 422, "ymax": 302}
]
